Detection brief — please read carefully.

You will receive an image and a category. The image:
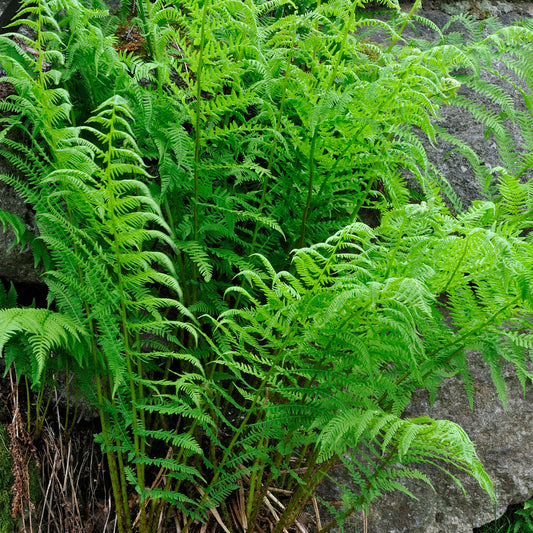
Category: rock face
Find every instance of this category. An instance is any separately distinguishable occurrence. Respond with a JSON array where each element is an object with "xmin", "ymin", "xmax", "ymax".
[
  {"xmin": 362, "ymin": 355, "xmax": 533, "ymax": 533},
  {"xmin": 354, "ymin": 4, "xmax": 533, "ymax": 531},
  {"xmin": 0, "ymin": 175, "xmax": 41, "ymax": 285},
  {"xmin": 0, "ymin": 0, "xmax": 42, "ymax": 285}
]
